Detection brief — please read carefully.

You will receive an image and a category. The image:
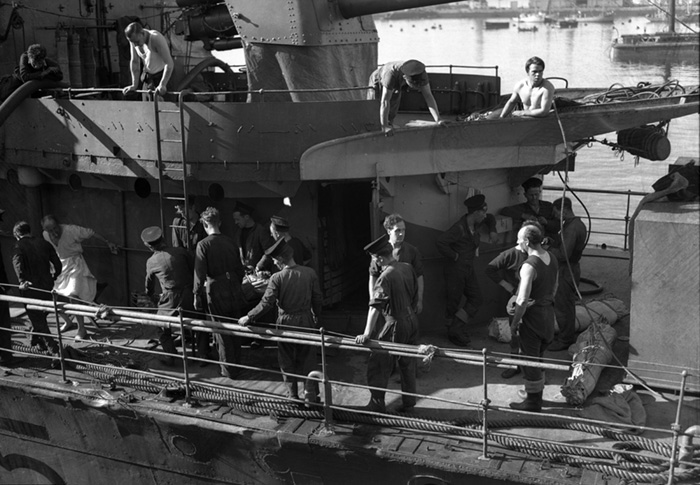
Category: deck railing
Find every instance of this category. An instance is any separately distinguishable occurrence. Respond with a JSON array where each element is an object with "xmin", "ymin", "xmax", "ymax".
[
  {"xmin": 543, "ymin": 185, "xmax": 649, "ymax": 251},
  {"xmin": 0, "ymin": 288, "xmax": 698, "ymax": 483}
]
